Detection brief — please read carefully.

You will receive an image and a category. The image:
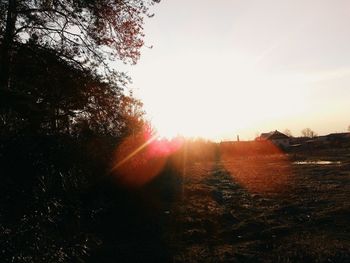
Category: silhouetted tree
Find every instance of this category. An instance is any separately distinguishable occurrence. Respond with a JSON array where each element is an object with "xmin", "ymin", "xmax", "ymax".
[
  {"xmin": 301, "ymin": 128, "xmax": 317, "ymax": 138},
  {"xmin": 0, "ymin": 43, "xmax": 145, "ymax": 136},
  {"xmin": 0, "ymin": 0, "xmax": 160, "ymax": 91},
  {"xmin": 0, "ymin": 44, "xmax": 151, "ymax": 261},
  {"xmin": 117, "ymin": 91, "xmax": 146, "ymax": 136},
  {"xmin": 0, "ymin": 0, "xmax": 158, "ymax": 136},
  {"xmin": 0, "ymin": 2, "xmax": 166, "ymax": 262}
]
